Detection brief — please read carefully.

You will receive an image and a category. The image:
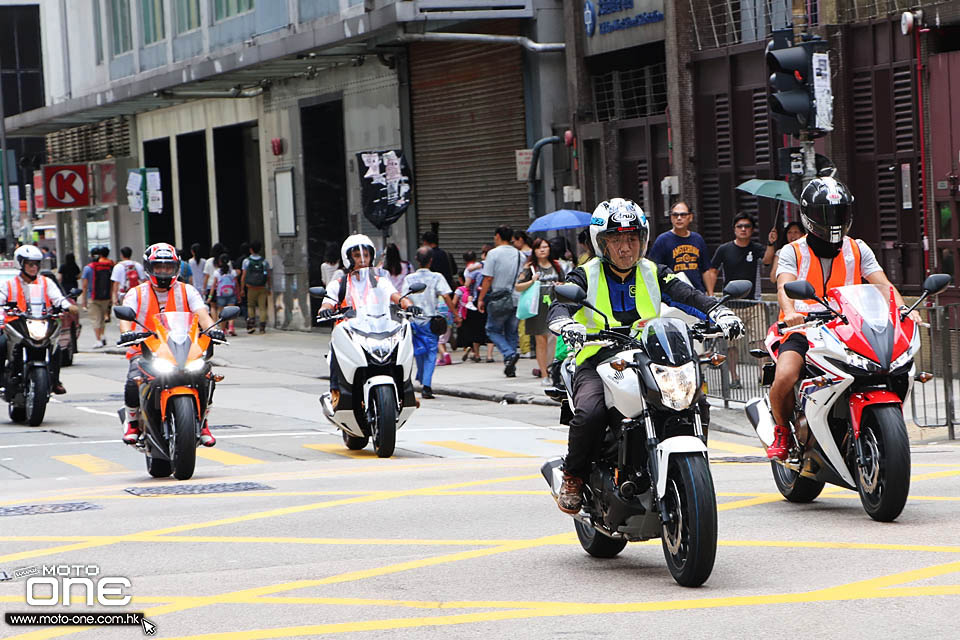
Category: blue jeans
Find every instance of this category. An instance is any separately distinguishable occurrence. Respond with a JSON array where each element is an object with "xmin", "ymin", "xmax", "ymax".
[
  {"xmin": 485, "ymin": 311, "xmax": 519, "ymax": 360},
  {"xmin": 412, "ymin": 322, "xmax": 439, "ymax": 388}
]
